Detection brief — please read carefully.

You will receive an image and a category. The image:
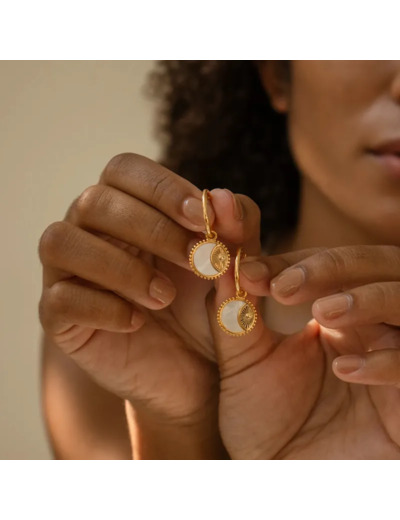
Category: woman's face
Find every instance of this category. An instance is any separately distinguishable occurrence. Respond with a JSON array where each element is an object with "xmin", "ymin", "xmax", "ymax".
[{"xmin": 264, "ymin": 61, "xmax": 400, "ymax": 244}]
